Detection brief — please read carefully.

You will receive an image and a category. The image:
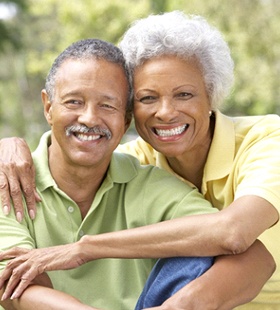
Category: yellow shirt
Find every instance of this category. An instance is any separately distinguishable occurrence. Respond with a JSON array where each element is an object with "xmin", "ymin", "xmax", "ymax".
[{"xmin": 117, "ymin": 110, "xmax": 280, "ymax": 309}]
